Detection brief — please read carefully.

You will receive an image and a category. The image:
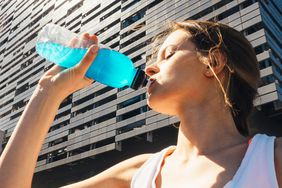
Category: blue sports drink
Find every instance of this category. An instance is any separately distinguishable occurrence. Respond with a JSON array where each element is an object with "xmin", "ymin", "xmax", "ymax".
[{"xmin": 36, "ymin": 23, "xmax": 147, "ymax": 89}]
